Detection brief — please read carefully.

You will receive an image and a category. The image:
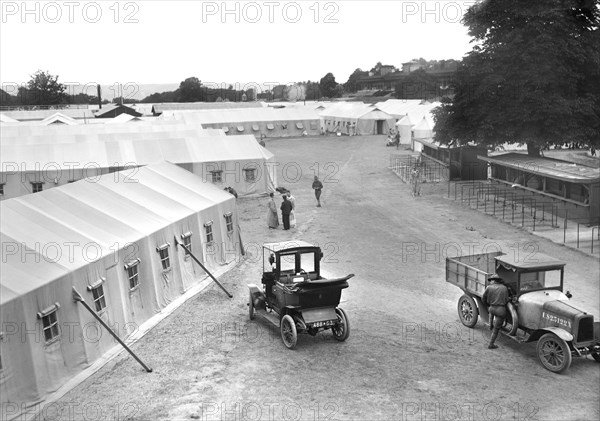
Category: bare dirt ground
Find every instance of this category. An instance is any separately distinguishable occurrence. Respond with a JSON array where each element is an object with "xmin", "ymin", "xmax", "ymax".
[{"xmin": 55, "ymin": 136, "xmax": 599, "ymax": 421}]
